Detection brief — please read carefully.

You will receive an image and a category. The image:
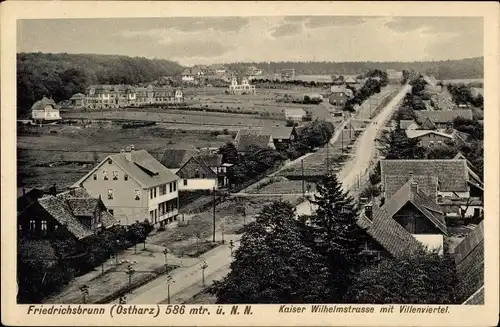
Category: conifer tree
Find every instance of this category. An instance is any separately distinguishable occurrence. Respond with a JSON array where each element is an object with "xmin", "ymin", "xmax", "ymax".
[{"xmin": 308, "ymin": 173, "xmax": 365, "ymax": 302}]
